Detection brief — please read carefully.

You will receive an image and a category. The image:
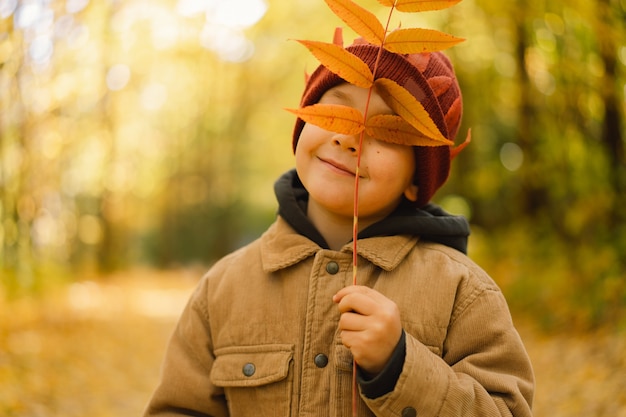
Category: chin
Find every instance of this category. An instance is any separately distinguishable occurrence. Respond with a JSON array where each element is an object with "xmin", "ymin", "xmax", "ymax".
[{"xmin": 311, "ymin": 196, "xmax": 354, "ymax": 216}]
